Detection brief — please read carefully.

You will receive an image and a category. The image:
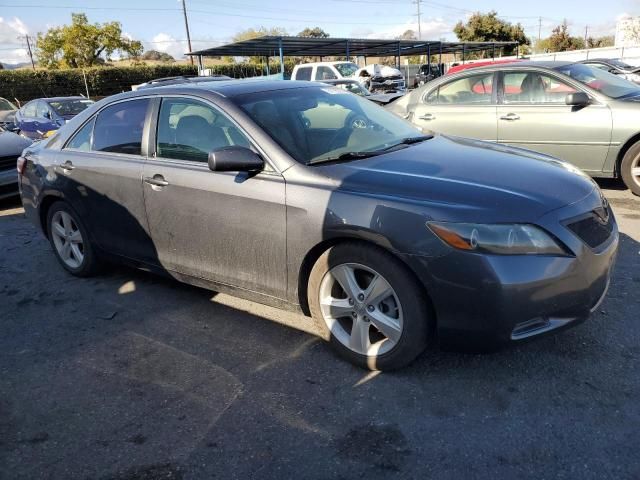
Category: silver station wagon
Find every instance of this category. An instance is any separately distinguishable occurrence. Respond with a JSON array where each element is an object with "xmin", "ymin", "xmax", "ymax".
[{"xmin": 388, "ymin": 61, "xmax": 640, "ymax": 195}]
